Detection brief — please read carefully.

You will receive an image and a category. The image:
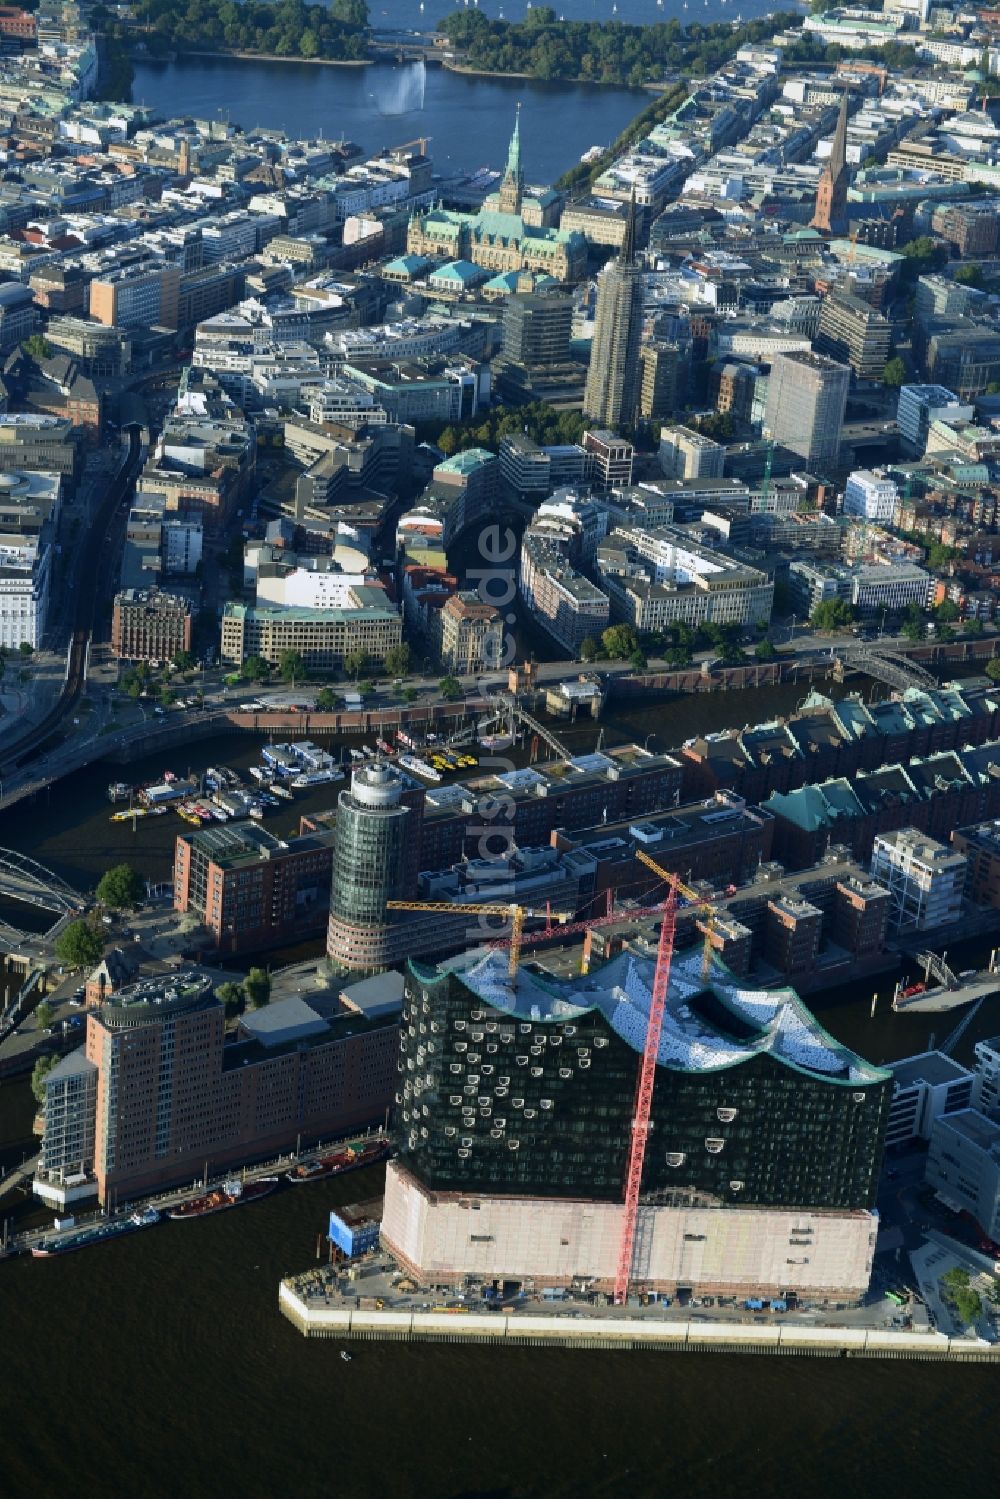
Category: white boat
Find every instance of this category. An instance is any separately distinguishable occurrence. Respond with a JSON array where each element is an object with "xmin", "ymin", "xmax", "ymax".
[
  {"xmin": 249, "ymin": 766, "xmax": 268, "ymax": 783},
  {"xmin": 271, "ymin": 783, "xmax": 294, "ymax": 800},
  {"xmin": 290, "ymin": 769, "xmax": 343, "ymax": 788},
  {"xmin": 399, "ymin": 753, "xmax": 442, "ymax": 783}
]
